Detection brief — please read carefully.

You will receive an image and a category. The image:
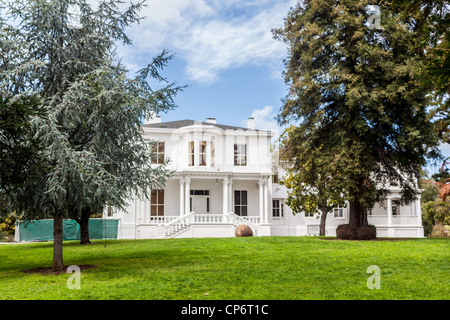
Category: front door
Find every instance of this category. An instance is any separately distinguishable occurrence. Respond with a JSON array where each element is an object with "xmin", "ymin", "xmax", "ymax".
[{"xmin": 191, "ymin": 196, "xmax": 210, "ymax": 213}]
